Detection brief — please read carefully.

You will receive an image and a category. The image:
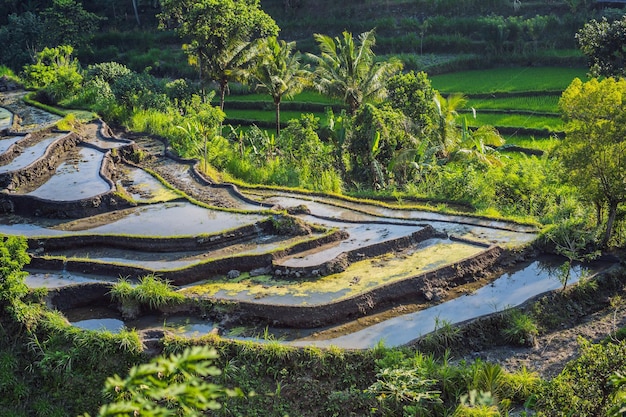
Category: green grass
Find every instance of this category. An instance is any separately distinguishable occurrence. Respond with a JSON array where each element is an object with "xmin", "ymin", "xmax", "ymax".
[
  {"xmin": 467, "ymin": 95, "xmax": 561, "ymax": 113},
  {"xmin": 431, "ymin": 67, "xmax": 590, "ymax": 95}
]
